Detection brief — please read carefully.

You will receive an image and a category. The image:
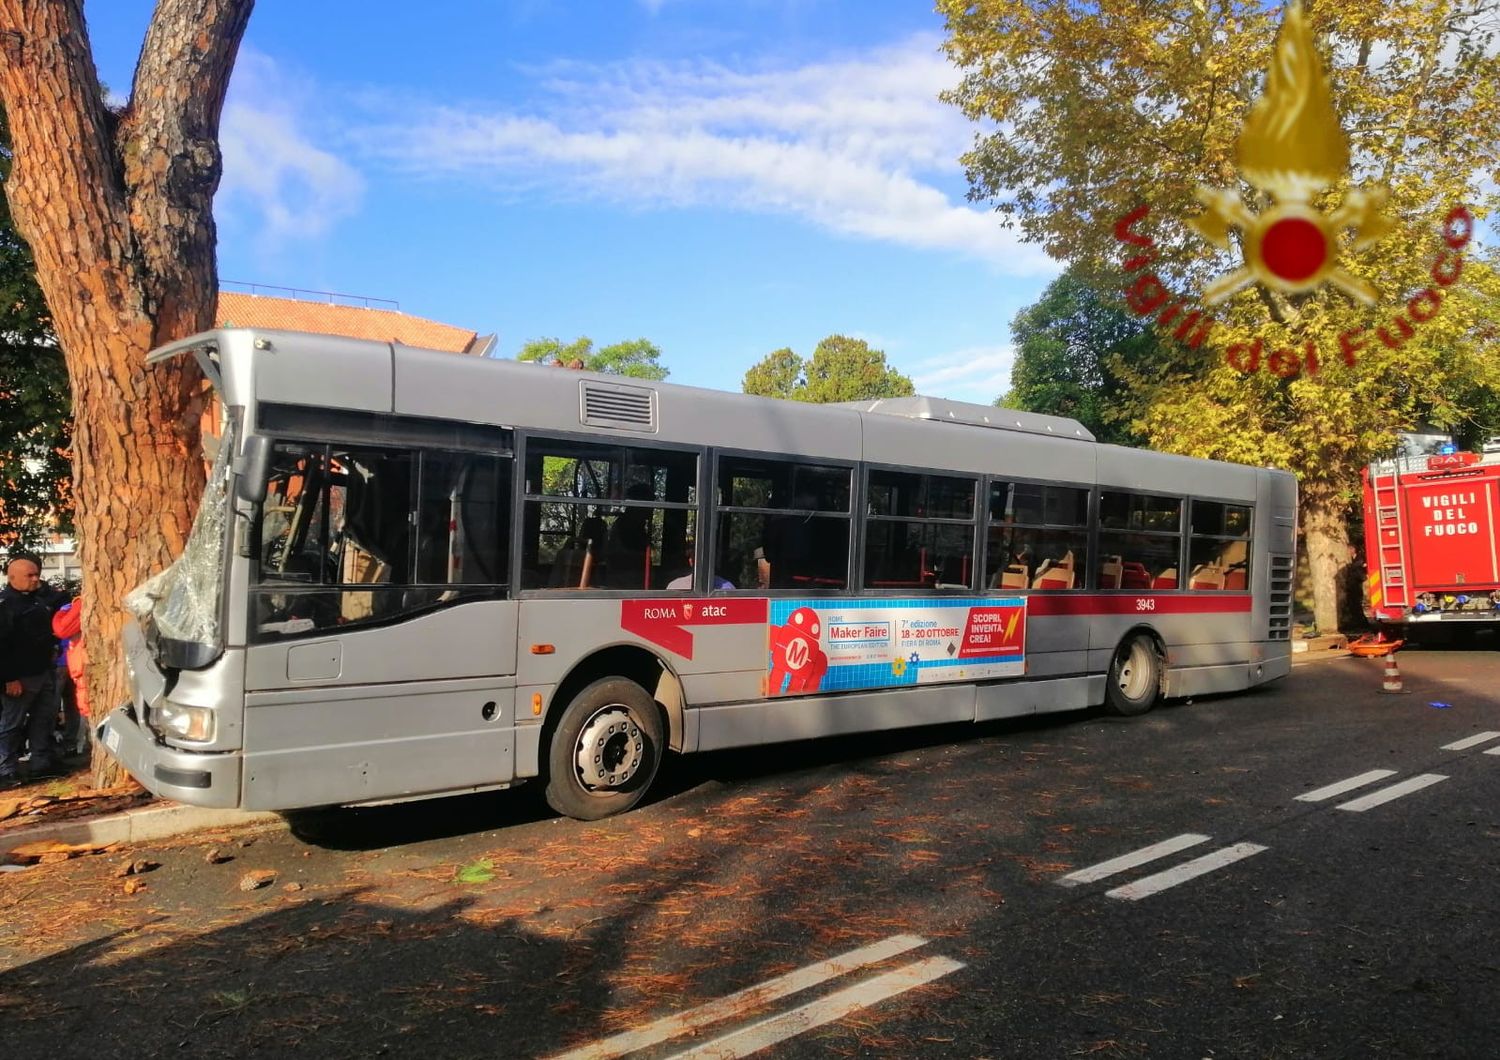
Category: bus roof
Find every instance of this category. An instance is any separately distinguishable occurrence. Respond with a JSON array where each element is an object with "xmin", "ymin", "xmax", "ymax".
[{"xmin": 163, "ymin": 328, "xmax": 1283, "ymax": 498}]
